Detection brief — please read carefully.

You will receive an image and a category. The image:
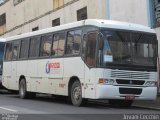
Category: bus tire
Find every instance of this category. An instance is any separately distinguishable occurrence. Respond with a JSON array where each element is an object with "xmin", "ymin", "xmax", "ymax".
[
  {"xmin": 70, "ymin": 80, "xmax": 86, "ymax": 106},
  {"xmin": 109, "ymin": 99, "xmax": 133, "ymax": 107},
  {"xmin": 19, "ymin": 79, "xmax": 28, "ymax": 99}
]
